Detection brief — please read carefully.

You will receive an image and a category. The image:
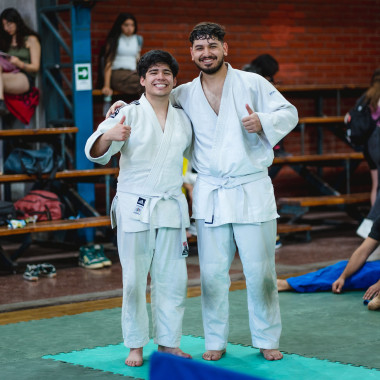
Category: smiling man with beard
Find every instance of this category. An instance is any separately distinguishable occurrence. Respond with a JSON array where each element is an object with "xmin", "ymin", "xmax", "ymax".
[{"xmin": 170, "ymin": 22, "xmax": 298, "ymax": 362}]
